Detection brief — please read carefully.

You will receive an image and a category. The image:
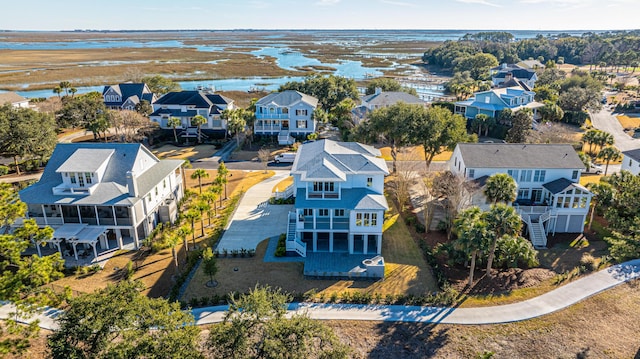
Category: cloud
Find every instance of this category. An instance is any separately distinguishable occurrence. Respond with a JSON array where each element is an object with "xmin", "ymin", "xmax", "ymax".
[
  {"xmin": 315, "ymin": 0, "xmax": 341, "ymax": 5},
  {"xmin": 455, "ymin": 0, "xmax": 501, "ymax": 7},
  {"xmin": 380, "ymin": 0, "xmax": 417, "ymax": 6}
]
